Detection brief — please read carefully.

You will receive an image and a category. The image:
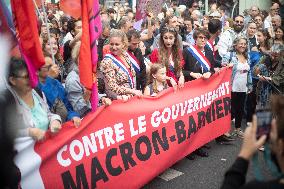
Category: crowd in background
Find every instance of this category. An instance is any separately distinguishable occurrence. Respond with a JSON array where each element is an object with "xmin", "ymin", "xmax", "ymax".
[
  {"xmin": 6, "ymin": 0, "xmax": 284, "ymax": 156},
  {"xmin": 1, "ymin": 0, "xmax": 284, "ymax": 188}
]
